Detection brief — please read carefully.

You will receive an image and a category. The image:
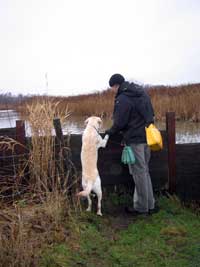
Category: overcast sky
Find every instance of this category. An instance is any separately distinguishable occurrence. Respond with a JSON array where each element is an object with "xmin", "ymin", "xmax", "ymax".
[{"xmin": 0, "ymin": 0, "xmax": 200, "ymax": 96}]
